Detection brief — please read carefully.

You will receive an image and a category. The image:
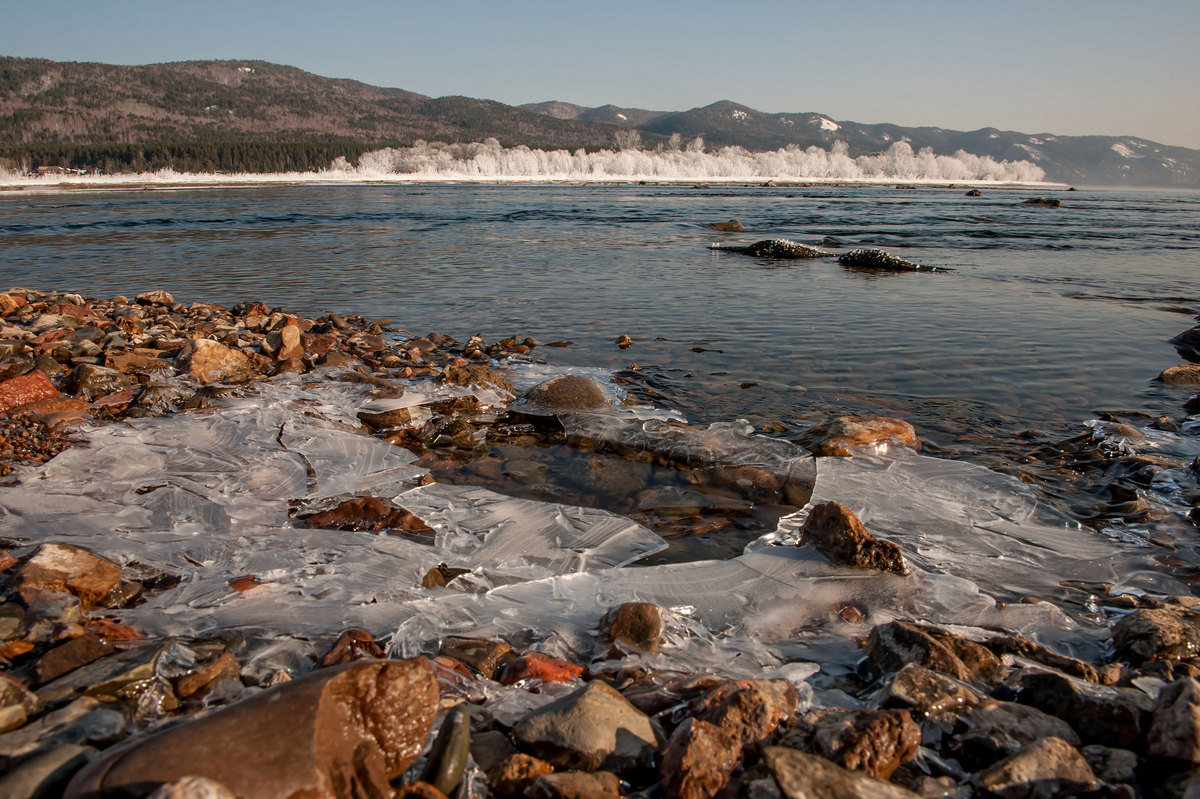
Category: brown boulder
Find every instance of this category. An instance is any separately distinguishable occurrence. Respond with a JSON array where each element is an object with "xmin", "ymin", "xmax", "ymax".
[
  {"xmin": 0, "ymin": 371, "xmax": 61, "ymax": 414},
  {"xmin": 441, "ymin": 364, "xmax": 514, "ymax": 395},
  {"xmin": 1159, "ymin": 364, "xmax": 1200, "ymax": 385},
  {"xmin": 785, "ymin": 708, "xmax": 919, "ymax": 780},
  {"xmin": 696, "ymin": 681, "xmax": 795, "ymax": 748},
  {"xmin": 763, "ymin": 746, "xmax": 920, "ymax": 799},
  {"xmin": 486, "ymin": 753, "xmax": 555, "ymax": 798},
  {"xmin": 659, "ymin": 718, "xmax": 741, "ymax": 799},
  {"xmin": 523, "ymin": 375, "xmax": 608, "ymax": 409},
  {"xmin": 598, "ymin": 602, "xmax": 665, "ymax": 658},
  {"xmin": 1148, "ymin": 677, "xmax": 1200, "ymax": 764},
  {"xmin": 1113, "ymin": 607, "xmax": 1200, "ymax": 664},
  {"xmin": 13, "ymin": 543, "xmax": 122, "ymax": 609},
  {"xmin": 808, "ymin": 415, "xmax": 921, "ymax": 456},
  {"xmin": 972, "ymin": 736, "xmax": 1096, "ymax": 799},
  {"xmin": 800, "ymin": 501, "xmax": 908, "ymax": 575},
  {"xmin": 64, "ymin": 658, "xmax": 438, "ymax": 799},
  {"xmin": 865, "ymin": 621, "xmax": 1002, "ymax": 685},
  {"xmin": 174, "ymin": 339, "xmax": 252, "ymax": 385},
  {"xmin": 876, "ymin": 662, "xmax": 983, "ymax": 717},
  {"xmin": 135, "ymin": 291, "xmax": 175, "ymax": 306},
  {"xmin": 1014, "ymin": 670, "xmax": 1153, "ymax": 749},
  {"xmin": 984, "ymin": 634, "xmax": 1099, "ymax": 682}
]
